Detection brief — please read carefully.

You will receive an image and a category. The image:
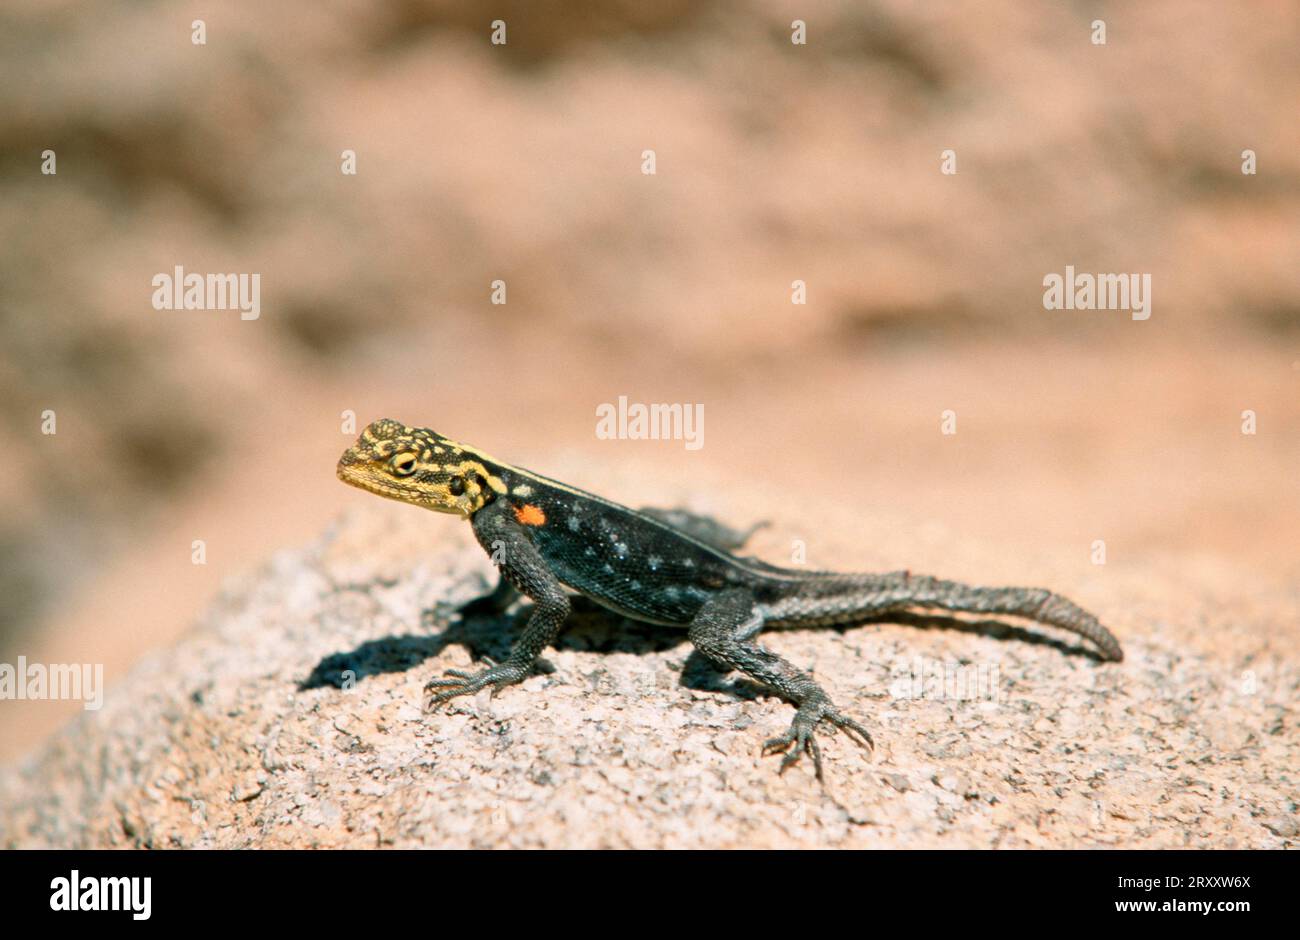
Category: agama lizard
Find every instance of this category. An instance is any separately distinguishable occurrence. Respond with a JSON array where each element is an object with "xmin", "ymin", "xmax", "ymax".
[{"xmin": 337, "ymin": 419, "xmax": 1123, "ymax": 778}]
